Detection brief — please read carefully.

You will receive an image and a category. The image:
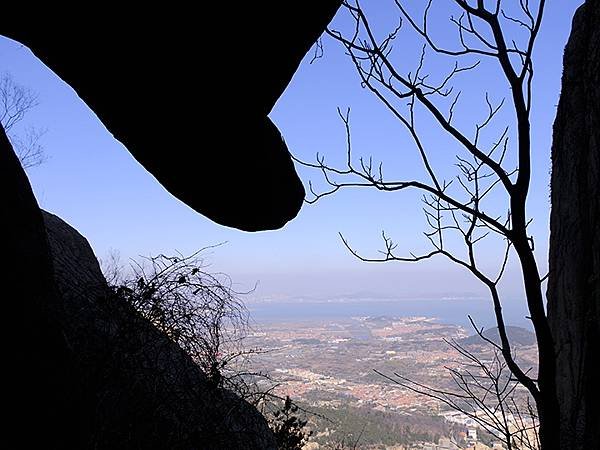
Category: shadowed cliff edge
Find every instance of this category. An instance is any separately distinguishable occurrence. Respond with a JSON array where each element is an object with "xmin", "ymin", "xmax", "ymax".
[
  {"xmin": 547, "ymin": 1, "xmax": 600, "ymax": 449},
  {"xmin": 3, "ymin": 124, "xmax": 276, "ymax": 448}
]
